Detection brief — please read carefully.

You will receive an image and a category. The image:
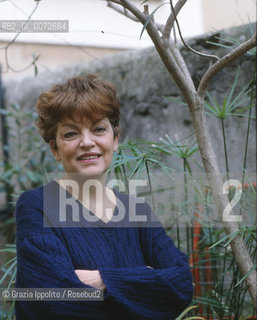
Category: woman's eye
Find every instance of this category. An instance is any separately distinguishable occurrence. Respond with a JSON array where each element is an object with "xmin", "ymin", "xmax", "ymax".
[
  {"xmin": 64, "ymin": 131, "xmax": 78, "ymax": 139},
  {"xmin": 94, "ymin": 127, "xmax": 106, "ymax": 133}
]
